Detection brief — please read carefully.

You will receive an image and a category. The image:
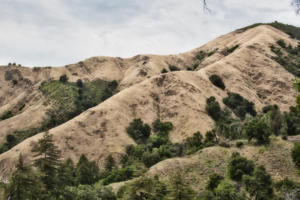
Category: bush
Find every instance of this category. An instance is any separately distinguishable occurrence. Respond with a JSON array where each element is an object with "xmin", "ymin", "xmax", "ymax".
[
  {"xmin": 277, "ymin": 39, "xmax": 286, "ymax": 48},
  {"xmin": 102, "ymin": 167, "xmax": 134, "ymax": 185},
  {"xmin": 209, "ymin": 75, "xmax": 225, "ymax": 90},
  {"xmin": 76, "ymin": 79, "xmax": 83, "ymax": 87},
  {"xmin": 228, "ymin": 152, "xmax": 254, "ymax": 181},
  {"xmin": 243, "ymin": 166, "xmax": 274, "ymax": 200},
  {"xmin": 196, "ymin": 51, "xmax": 206, "ymax": 61},
  {"xmin": 223, "ymin": 92, "xmax": 256, "ymax": 119},
  {"xmin": 59, "ymin": 74, "xmax": 68, "ymax": 83},
  {"xmin": 206, "ymin": 173, "xmax": 224, "ymax": 191},
  {"xmin": 245, "ymin": 116, "xmax": 271, "ymax": 144},
  {"xmin": 142, "ymin": 151, "xmax": 161, "ymax": 167},
  {"xmin": 206, "ymin": 97, "xmax": 222, "ymax": 121},
  {"xmin": 152, "ymin": 119, "xmax": 173, "ymax": 133},
  {"xmin": 12, "ymin": 79, "xmax": 18, "ymax": 85},
  {"xmin": 161, "ymin": 68, "xmax": 168, "ymax": 73},
  {"xmin": 214, "ymin": 181, "xmax": 245, "ymax": 200},
  {"xmin": 169, "ymin": 65, "xmax": 180, "ymax": 71},
  {"xmin": 291, "ymin": 142, "xmax": 300, "ymax": 169},
  {"xmin": 1, "ymin": 110, "xmax": 13, "ymax": 120},
  {"xmin": 126, "ymin": 119, "xmax": 151, "ymax": 144},
  {"xmin": 235, "ymin": 141, "xmax": 244, "ymax": 148}
]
